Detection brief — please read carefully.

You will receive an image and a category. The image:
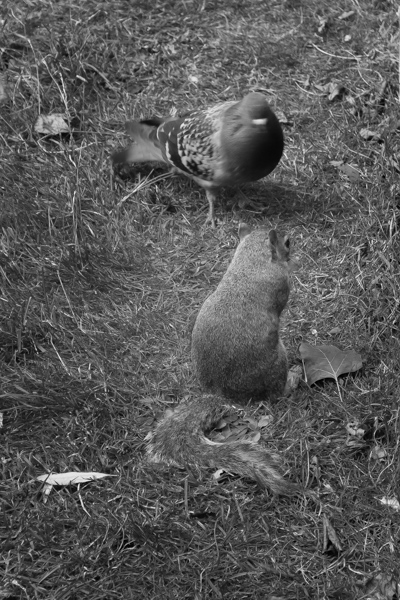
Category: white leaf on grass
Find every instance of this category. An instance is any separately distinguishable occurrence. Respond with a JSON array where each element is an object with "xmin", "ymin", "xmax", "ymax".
[
  {"xmin": 346, "ymin": 421, "xmax": 365, "ymax": 438},
  {"xmin": 34, "ymin": 113, "xmax": 70, "ymax": 135},
  {"xmin": 360, "ymin": 128, "xmax": 382, "ymax": 142},
  {"xmin": 213, "ymin": 468, "xmax": 225, "ymax": 480},
  {"xmin": 378, "ymin": 497, "xmax": 400, "ymax": 511},
  {"xmin": 37, "ymin": 471, "xmax": 115, "ymax": 500},
  {"xmin": 275, "ymin": 110, "xmax": 291, "ymax": 125},
  {"xmin": 37, "ymin": 471, "xmax": 114, "ymax": 486},
  {"xmin": 317, "ymin": 18, "xmax": 329, "ymax": 34},
  {"xmin": 338, "ymin": 10, "xmax": 355, "ymax": 19},
  {"xmin": 328, "ymin": 83, "xmax": 346, "ymax": 102},
  {"xmin": 370, "ymin": 445, "xmax": 387, "ymax": 461}
]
